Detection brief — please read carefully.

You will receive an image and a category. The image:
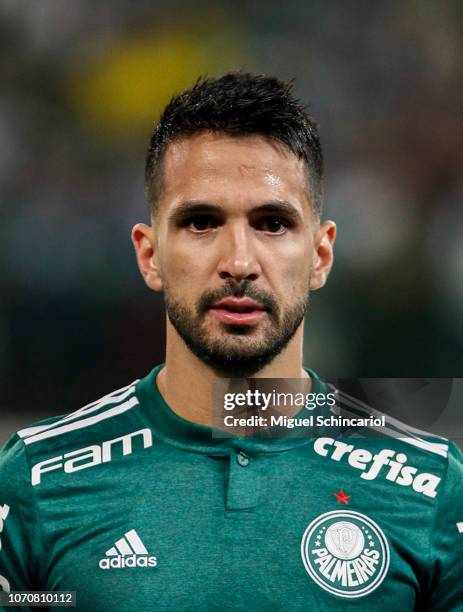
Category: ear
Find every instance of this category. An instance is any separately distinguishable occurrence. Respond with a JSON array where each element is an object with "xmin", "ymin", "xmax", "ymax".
[
  {"xmin": 309, "ymin": 220, "xmax": 337, "ymax": 290},
  {"xmin": 131, "ymin": 223, "xmax": 163, "ymax": 291}
]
